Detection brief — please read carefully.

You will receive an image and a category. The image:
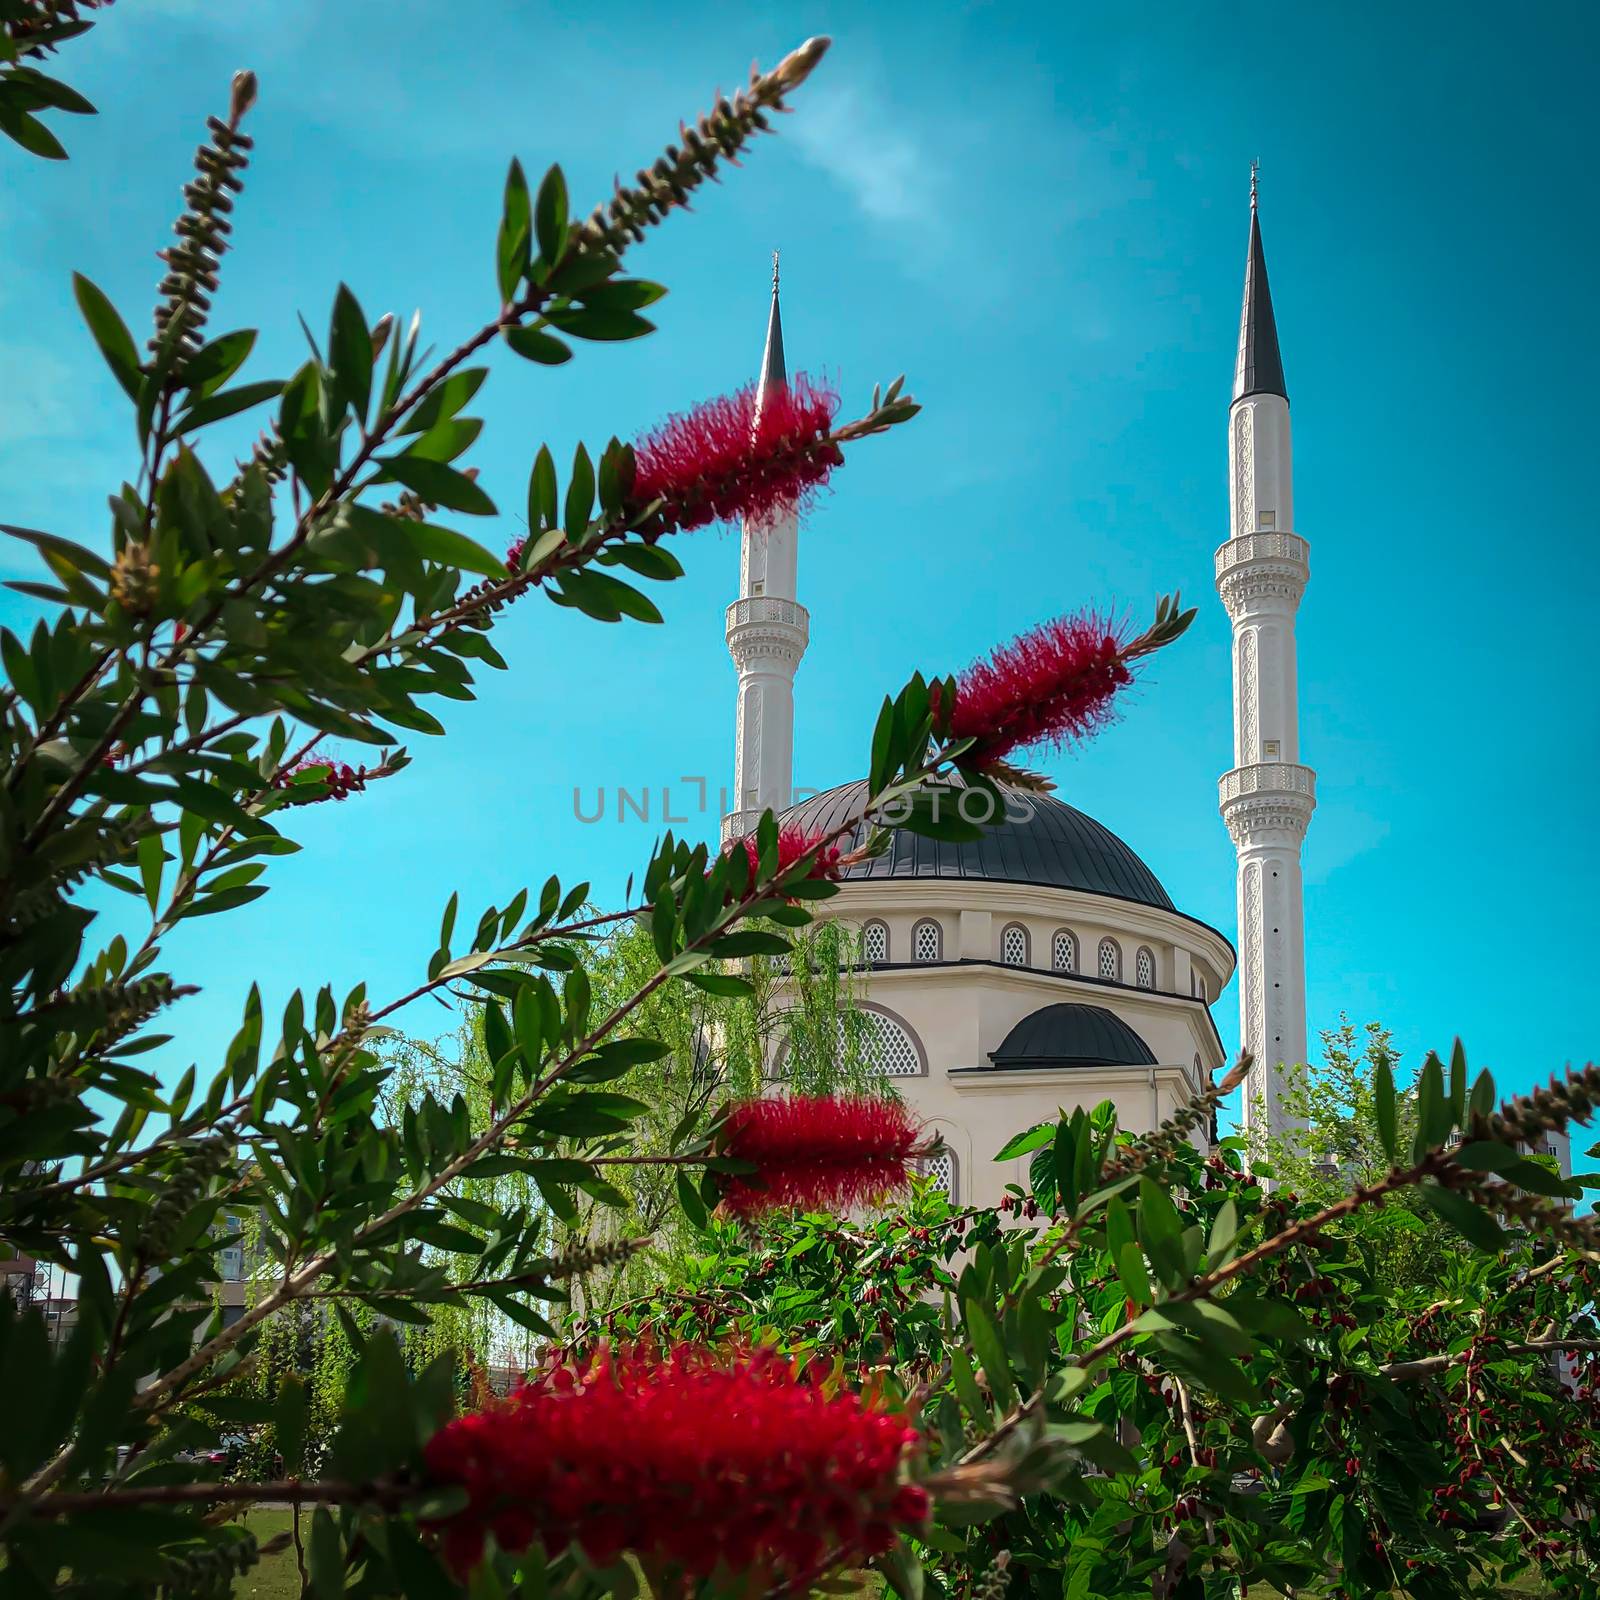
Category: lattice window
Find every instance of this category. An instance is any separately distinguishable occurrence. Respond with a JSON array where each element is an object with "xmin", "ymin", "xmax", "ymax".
[
  {"xmin": 1001, "ymin": 923, "xmax": 1028, "ymax": 967},
  {"xmin": 862, "ymin": 921, "xmax": 888, "ymax": 965},
  {"xmin": 922, "ymin": 1148, "xmax": 956, "ymax": 1201},
  {"xmin": 912, "ymin": 919, "xmax": 942, "ymax": 962},
  {"xmin": 1098, "ymin": 938, "xmax": 1120, "ymax": 981},
  {"xmin": 1136, "ymin": 947, "xmax": 1155, "ymax": 990},
  {"xmin": 1052, "ymin": 929, "xmax": 1077, "ymax": 973},
  {"xmin": 856, "ymin": 1010, "xmax": 921, "ymax": 1078}
]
